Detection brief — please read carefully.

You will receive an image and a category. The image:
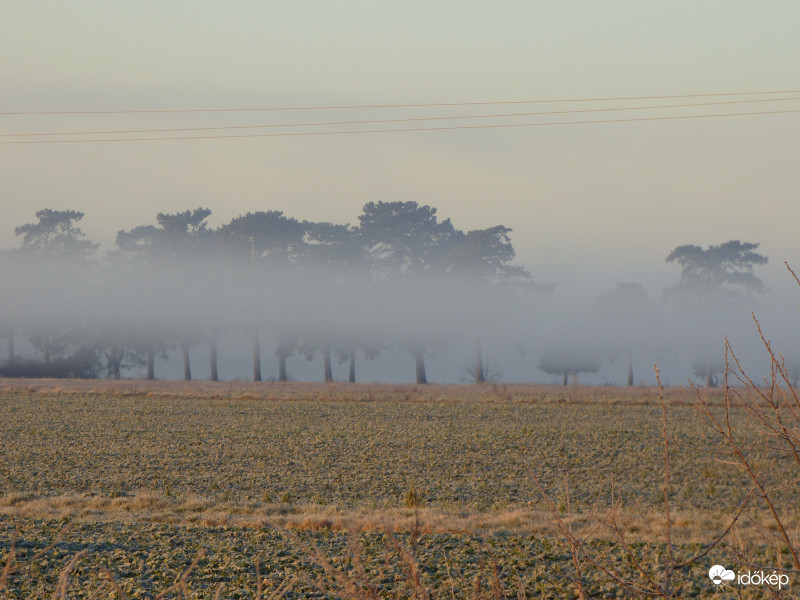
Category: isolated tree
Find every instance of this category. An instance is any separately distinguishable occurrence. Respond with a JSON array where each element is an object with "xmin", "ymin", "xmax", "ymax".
[
  {"xmin": 665, "ymin": 240, "xmax": 768, "ymax": 302},
  {"xmin": 592, "ymin": 283, "xmax": 659, "ymax": 386},
  {"xmin": 665, "ymin": 240, "xmax": 768, "ymax": 386},
  {"xmin": 463, "ymin": 337, "xmax": 503, "ymax": 383},
  {"xmin": 13, "ymin": 209, "xmax": 98, "ymax": 365},
  {"xmin": 538, "ymin": 334, "xmax": 603, "ymax": 386}
]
